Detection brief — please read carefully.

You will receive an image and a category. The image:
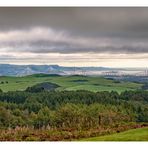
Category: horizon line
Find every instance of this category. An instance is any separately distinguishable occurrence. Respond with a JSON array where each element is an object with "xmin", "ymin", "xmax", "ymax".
[{"xmin": 0, "ymin": 63, "xmax": 147, "ymax": 69}]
